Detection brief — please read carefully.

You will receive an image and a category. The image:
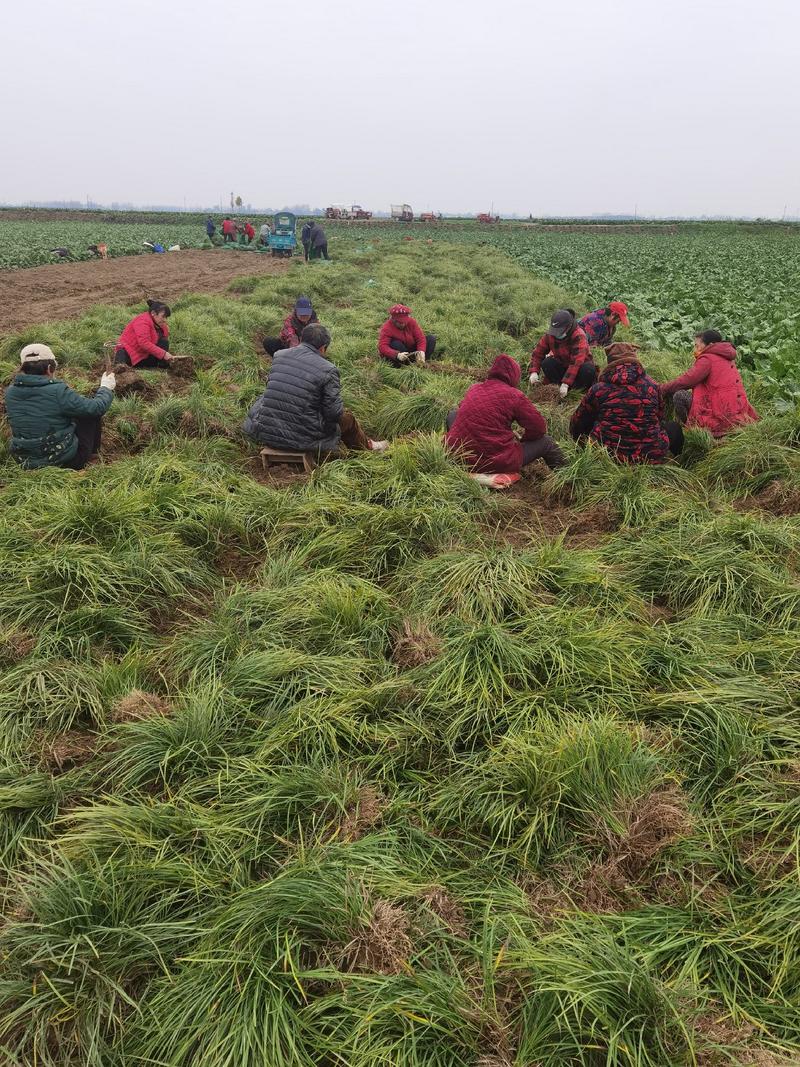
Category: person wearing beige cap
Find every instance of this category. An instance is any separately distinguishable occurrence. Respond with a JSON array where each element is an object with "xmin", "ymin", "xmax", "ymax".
[{"xmin": 4, "ymin": 344, "xmax": 116, "ymax": 470}]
